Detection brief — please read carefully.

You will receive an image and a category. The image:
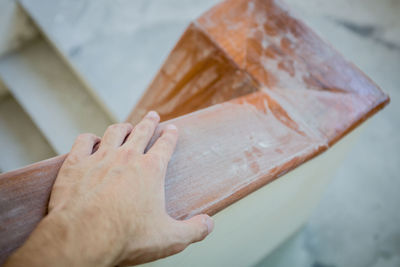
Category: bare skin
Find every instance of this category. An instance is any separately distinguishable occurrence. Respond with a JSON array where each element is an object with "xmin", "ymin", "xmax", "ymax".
[{"xmin": 5, "ymin": 111, "xmax": 214, "ymax": 267}]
